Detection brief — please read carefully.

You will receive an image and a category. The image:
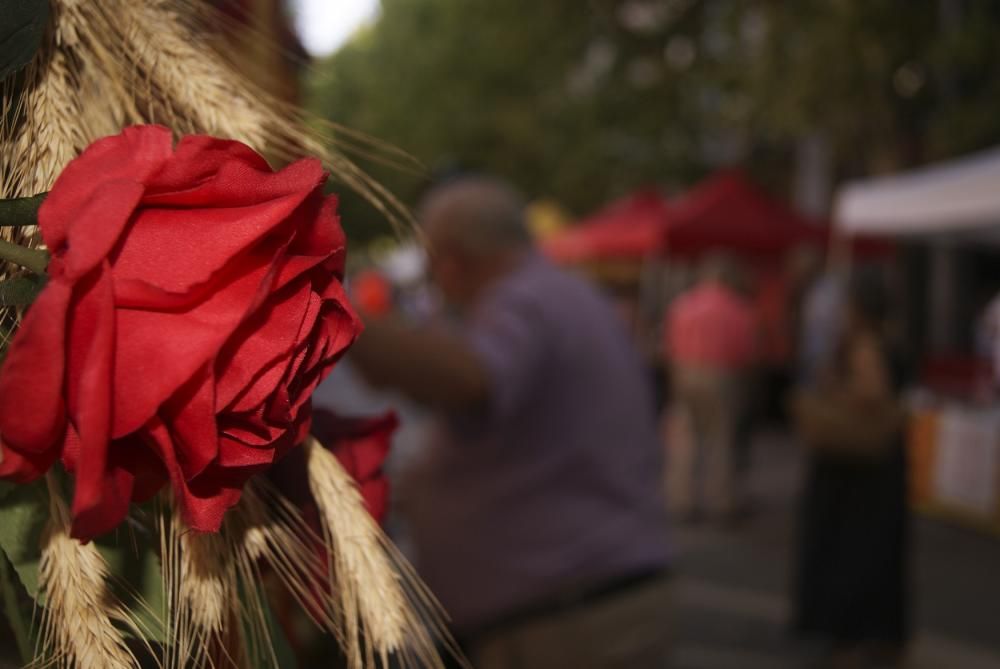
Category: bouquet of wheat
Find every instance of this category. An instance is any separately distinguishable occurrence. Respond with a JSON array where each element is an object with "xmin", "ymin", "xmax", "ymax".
[{"xmin": 0, "ymin": 1, "xmax": 452, "ymax": 667}]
